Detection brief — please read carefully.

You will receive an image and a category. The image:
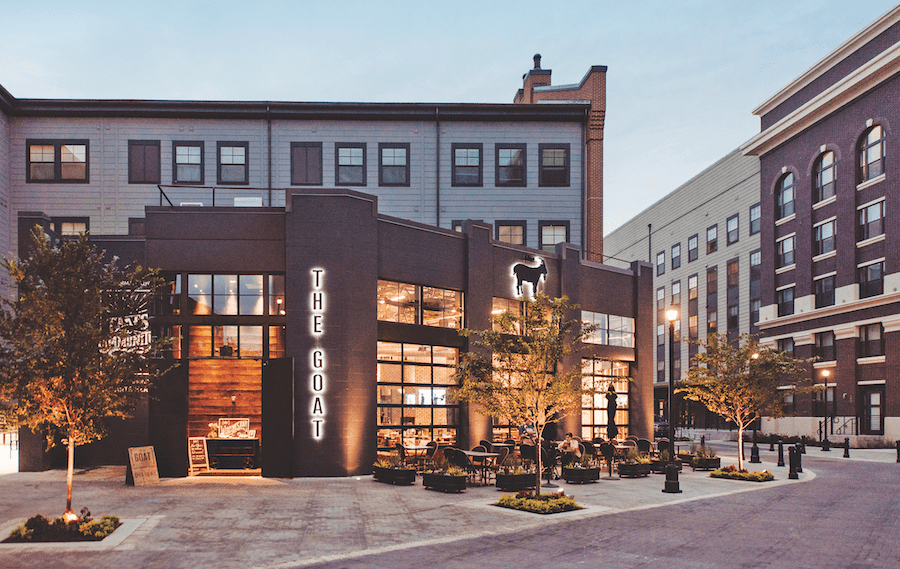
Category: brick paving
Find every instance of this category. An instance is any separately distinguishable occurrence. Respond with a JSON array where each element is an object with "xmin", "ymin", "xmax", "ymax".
[{"xmin": 0, "ymin": 443, "xmax": 897, "ymax": 568}]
